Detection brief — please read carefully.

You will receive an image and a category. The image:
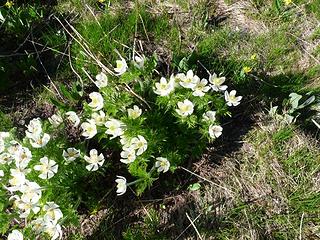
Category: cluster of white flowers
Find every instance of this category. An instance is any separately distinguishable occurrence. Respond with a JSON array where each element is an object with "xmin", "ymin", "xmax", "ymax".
[
  {"xmin": 154, "ymin": 70, "xmax": 242, "ymax": 139},
  {"xmin": 49, "ymin": 111, "xmax": 81, "ymax": 128},
  {"xmin": 120, "ymin": 135, "xmax": 148, "ymax": 164},
  {"xmin": 0, "ymin": 124, "xmax": 63, "ymax": 240},
  {"xmin": 2, "ymin": 45, "xmax": 243, "ymax": 238},
  {"xmin": 79, "ymin": 67, "xmax": 174, "ymax": 196},
  {"xmin": 25, "ymin": 118, "xmax": 51, "ymax": 148},
  {"xmin": 49, "ymin": 111, "xmax": 108, "ymax": 174},
  {"xmin": 80, "ymin": 92, "xmax": 126, "ymax": 141},
  {"xmin": 61, "ymin": 57, "xmax": 241, "ymax": 197}
]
